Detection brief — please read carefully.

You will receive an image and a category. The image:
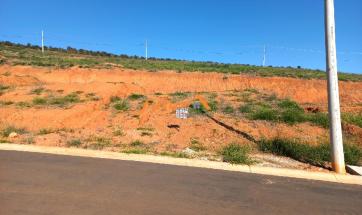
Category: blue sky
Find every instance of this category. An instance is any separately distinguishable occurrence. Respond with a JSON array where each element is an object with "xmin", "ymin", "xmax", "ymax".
[{"xmin": 0, "ymin": 0, "xmax": 361, "ymax": 73}]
